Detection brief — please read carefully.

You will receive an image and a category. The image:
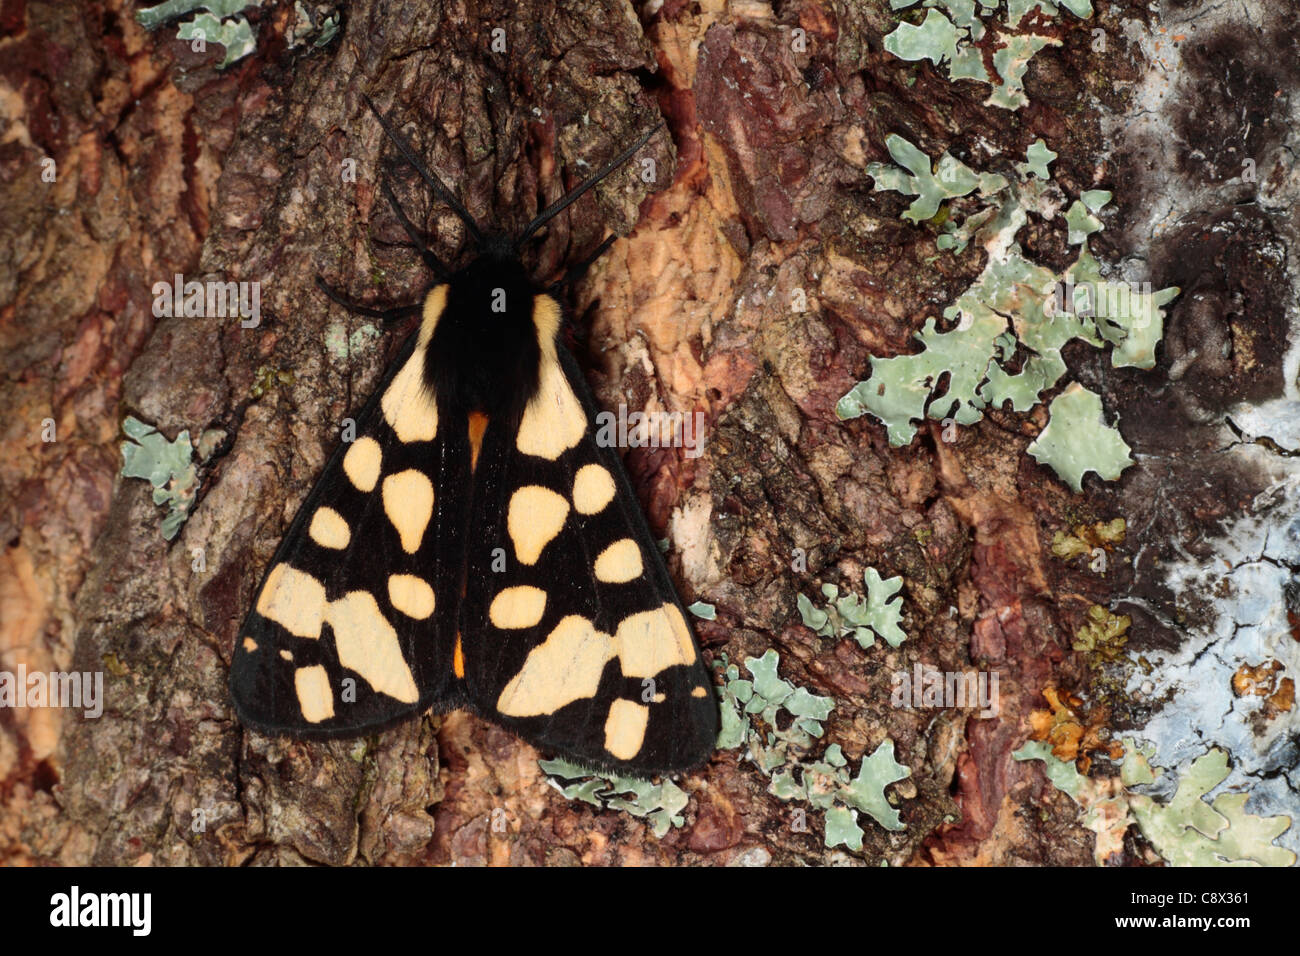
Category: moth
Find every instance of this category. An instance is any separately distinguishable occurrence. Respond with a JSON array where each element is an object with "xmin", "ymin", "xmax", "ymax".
[{"xmin": 229, "ymin": 96, "xmax": 719, "ymax": 774}]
